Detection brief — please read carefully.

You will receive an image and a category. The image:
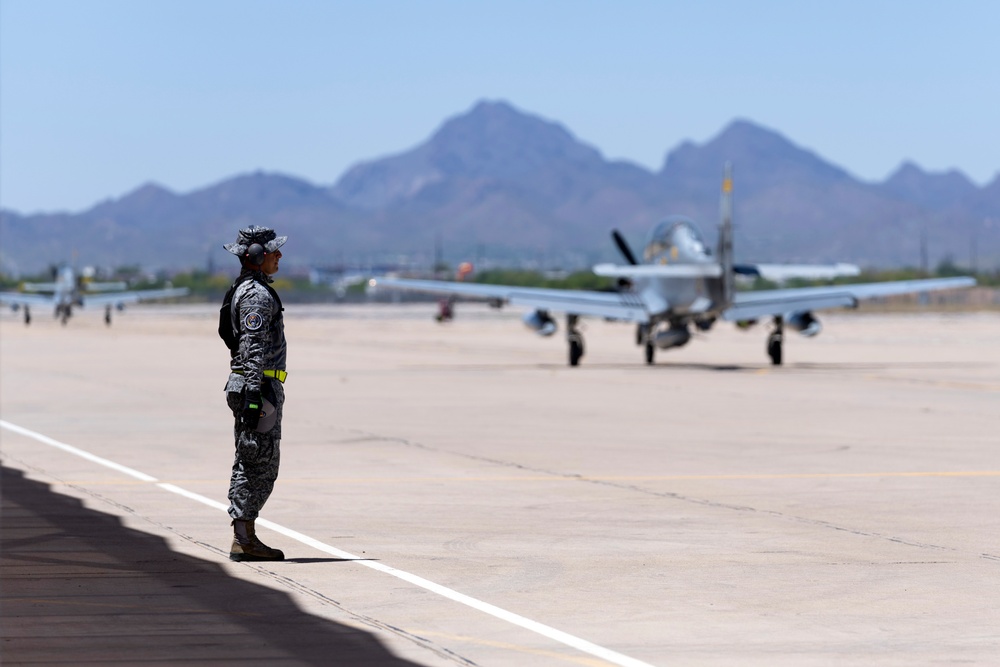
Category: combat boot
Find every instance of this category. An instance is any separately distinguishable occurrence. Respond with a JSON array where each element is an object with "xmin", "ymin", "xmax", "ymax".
[{"xmin": 230, "ymin": 519, "xmax": 285, "ymax": 561}]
